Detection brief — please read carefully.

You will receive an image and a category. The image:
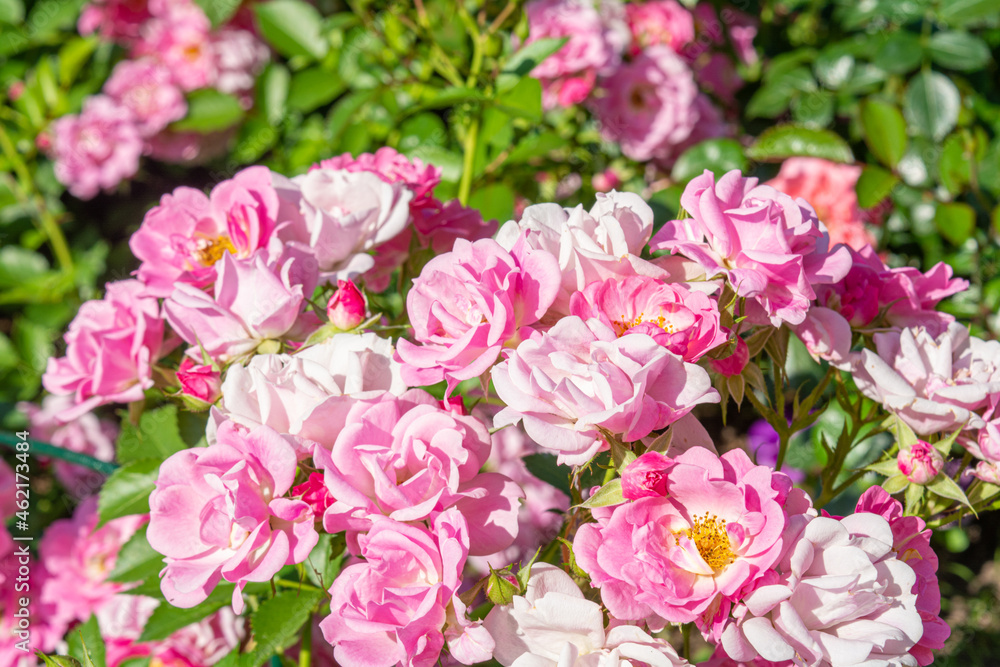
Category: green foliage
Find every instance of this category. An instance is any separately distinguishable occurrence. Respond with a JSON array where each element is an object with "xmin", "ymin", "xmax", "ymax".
[{"xmin": 97, "ymin": 458, "xmax": 161, "ymax": 527}]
